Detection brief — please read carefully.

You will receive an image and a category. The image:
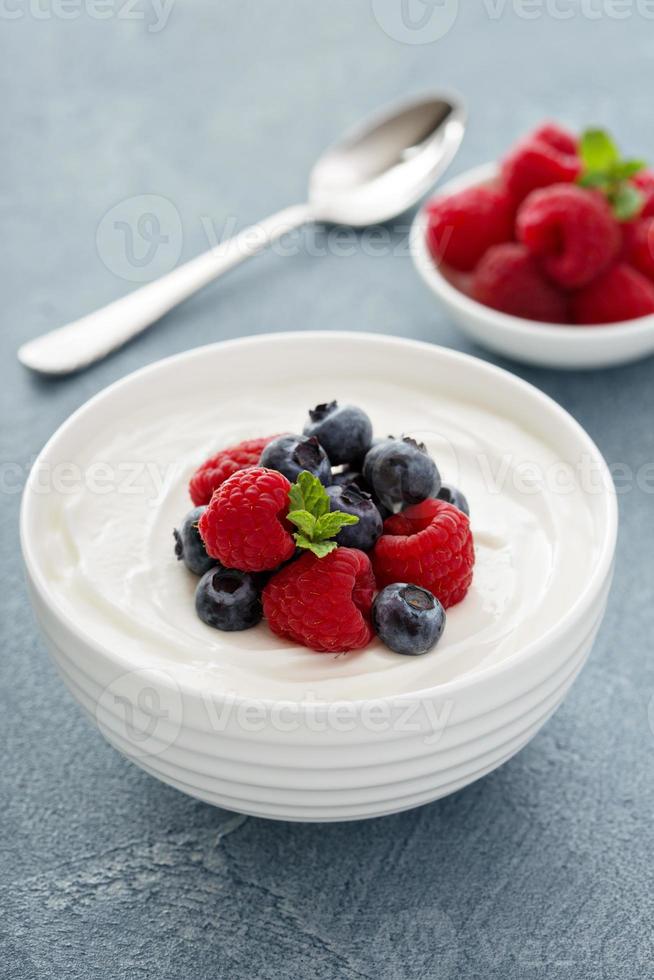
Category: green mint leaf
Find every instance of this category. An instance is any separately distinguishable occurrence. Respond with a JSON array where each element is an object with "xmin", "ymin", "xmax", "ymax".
[
  {"xmin": 576, "ymin": 128, "xmax": 648, "ymax": 219},
  {"xmin": 288, "ymin": 470, "xmax": 329, "ymax": 519},
  {"xmin": 580, "ymin": 128, "xmax": 619, "ymax": 172},
  {"xmin": 578, "ymin": 171, "xmax": 611, "ymax": 189},
  {"xmin": 294, "ymin": 534, "xmax": 337, "ymax": 558},
  {"xmin": 288, "ymin": 485, "xmax": 302, "ymax": 513},
  {"xmin": 314, "ymin": 511, "xmax": 359, "ymax": 540},
  {"xmin": 612, "ymin": 182, "xmax": 644, "ymax": 221},
  {"xmin": 288, "ymin": 472, "xmax": 359, "ymax": 558},
  {"xmin": 612, "ymin": 159, "xmax": 646, "ymax": 180},
  {"xmin": 293, "ymin": 509, "xmax": 357, "ymax": 555},
  {"xmin": 287, "ymin": 509, "xmax": 317, "ymax": 538},
  {"xmin": 309, "ymin": 539, "xmax": 337, "ymax": 558}
]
